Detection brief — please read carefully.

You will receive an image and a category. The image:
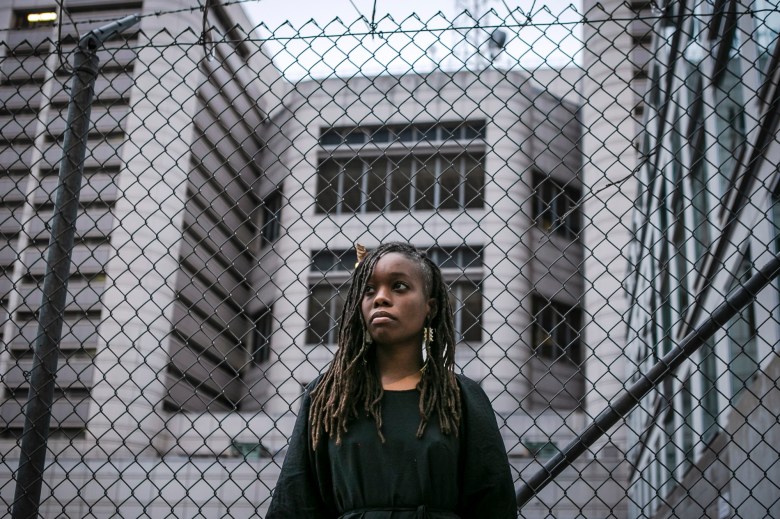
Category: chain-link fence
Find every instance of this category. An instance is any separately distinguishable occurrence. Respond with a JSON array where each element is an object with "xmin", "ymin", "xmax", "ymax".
[{"xmin": 1, "ymin": 0, "xmax": 779, "ymax": 517}]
